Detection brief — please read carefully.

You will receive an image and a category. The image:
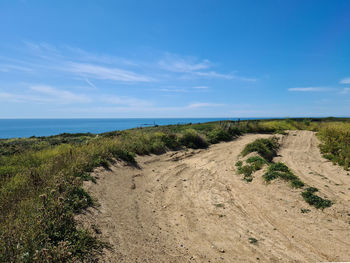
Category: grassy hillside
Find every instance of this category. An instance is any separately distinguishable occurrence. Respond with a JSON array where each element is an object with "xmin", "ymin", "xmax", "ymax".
[{"xmin": 0, "ymin": 118, "xmax": 349, "ymax": 262}]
